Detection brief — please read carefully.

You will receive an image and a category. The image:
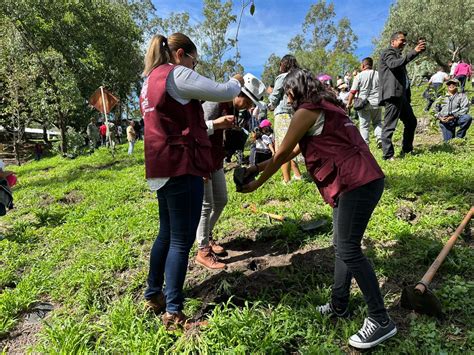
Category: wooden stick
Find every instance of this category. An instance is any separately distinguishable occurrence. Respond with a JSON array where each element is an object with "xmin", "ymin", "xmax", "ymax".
[{"xmin": 415, "ymin": 207, "xmax": 473, "ymax": 294}]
